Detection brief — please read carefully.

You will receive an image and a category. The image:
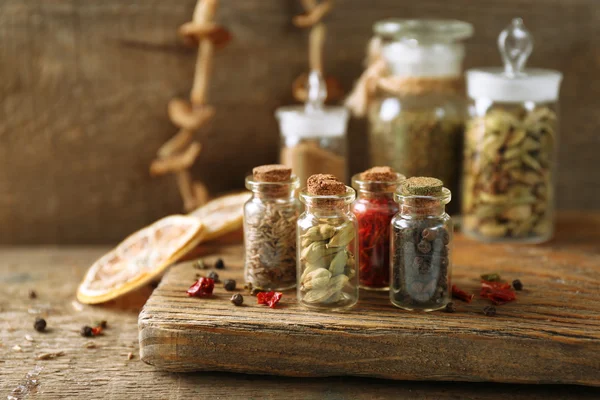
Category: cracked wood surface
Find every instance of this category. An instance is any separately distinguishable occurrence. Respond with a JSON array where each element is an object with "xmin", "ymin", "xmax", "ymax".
[{"xmin": 1, "ymin": 213, "xmax": 600, "ymax": 399}]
